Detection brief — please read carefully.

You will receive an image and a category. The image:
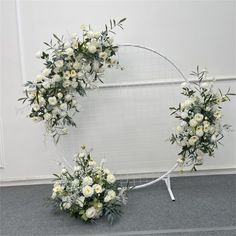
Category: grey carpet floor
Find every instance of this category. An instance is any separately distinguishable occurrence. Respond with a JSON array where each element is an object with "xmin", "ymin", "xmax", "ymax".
[{"xmin": 0, "ymin": 174, "xmax": 235, "ymax": 236}]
